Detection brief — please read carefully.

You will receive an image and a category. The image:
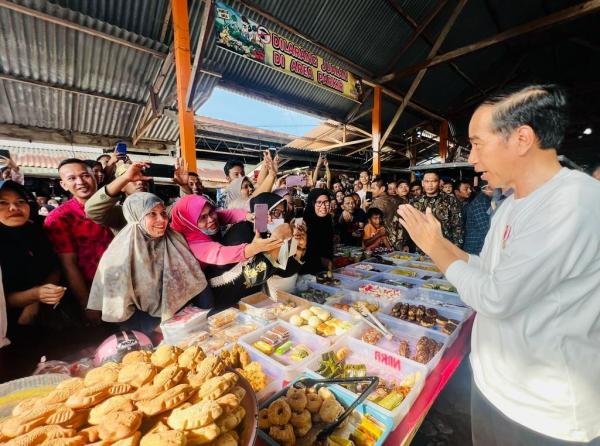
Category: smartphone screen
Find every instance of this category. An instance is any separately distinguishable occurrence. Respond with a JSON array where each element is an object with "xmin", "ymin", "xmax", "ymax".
[
  {"xmin": 0, "ymin": 149, "xmax": 11, "ymax": 159},
  {"xmin": 254, "ymin": 204, "xmax": 269, "ymax": 236},
  {"xmin": 366, "ymin": 191, "xmax": 373, "ymax": 201},
  {"xmin": 286, "ymin": 175, "xmax": 306, "ymax": 187},
  {"xmin": 116, "ymin": 142, "xmax": 127, "ymax": 156},
  {"xmin": 142, "ymin": 164, "xmax": 175, "ymax": 178}
]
